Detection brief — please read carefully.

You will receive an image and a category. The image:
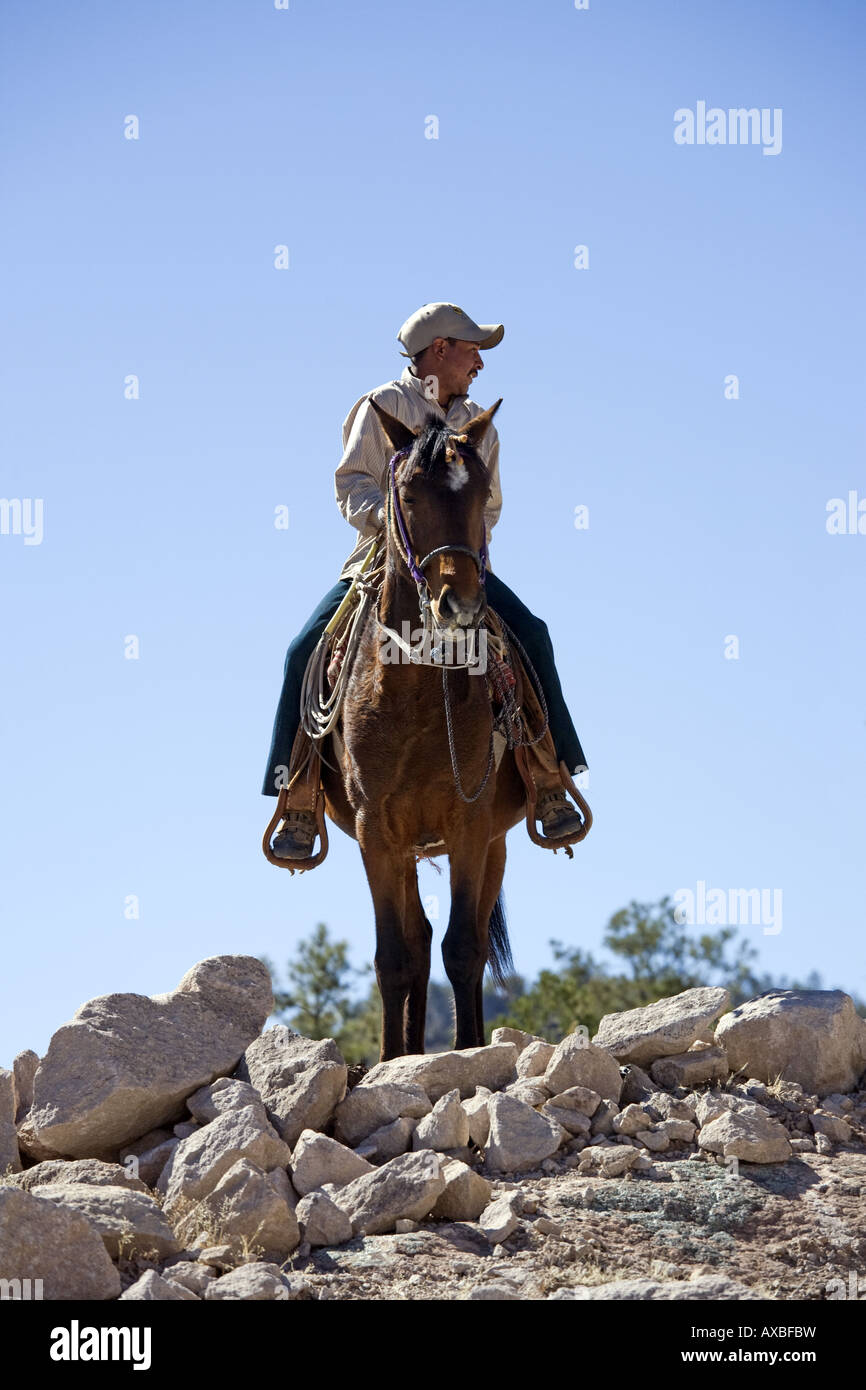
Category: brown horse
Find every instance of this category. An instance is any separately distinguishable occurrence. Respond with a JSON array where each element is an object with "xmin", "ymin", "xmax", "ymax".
[{"xmin": 320, "ymin": 399, "xmax": 529, "ymax": 1060}]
